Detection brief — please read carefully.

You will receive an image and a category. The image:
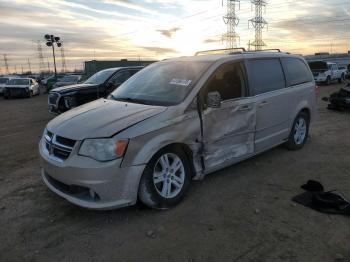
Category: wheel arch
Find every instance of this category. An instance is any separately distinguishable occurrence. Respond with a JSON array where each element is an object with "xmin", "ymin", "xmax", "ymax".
[{"xmin": 289, "ymin": 103, "xmax": 312, "ymax": 133}]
